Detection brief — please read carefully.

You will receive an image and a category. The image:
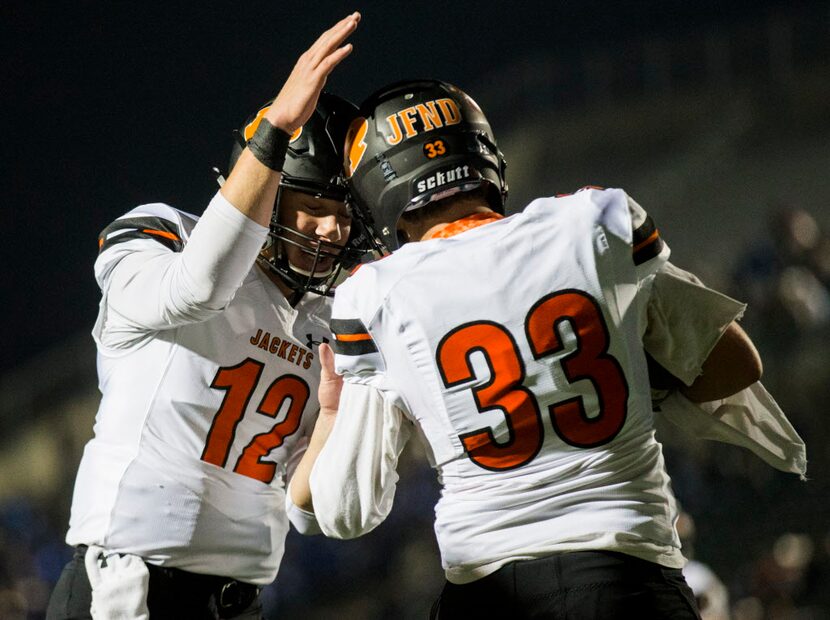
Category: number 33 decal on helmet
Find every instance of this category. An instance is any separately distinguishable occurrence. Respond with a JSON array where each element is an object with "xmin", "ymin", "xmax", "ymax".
[{"xmin": 344, "ymin": 80, "xmax": 509, "ymax": 252}]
